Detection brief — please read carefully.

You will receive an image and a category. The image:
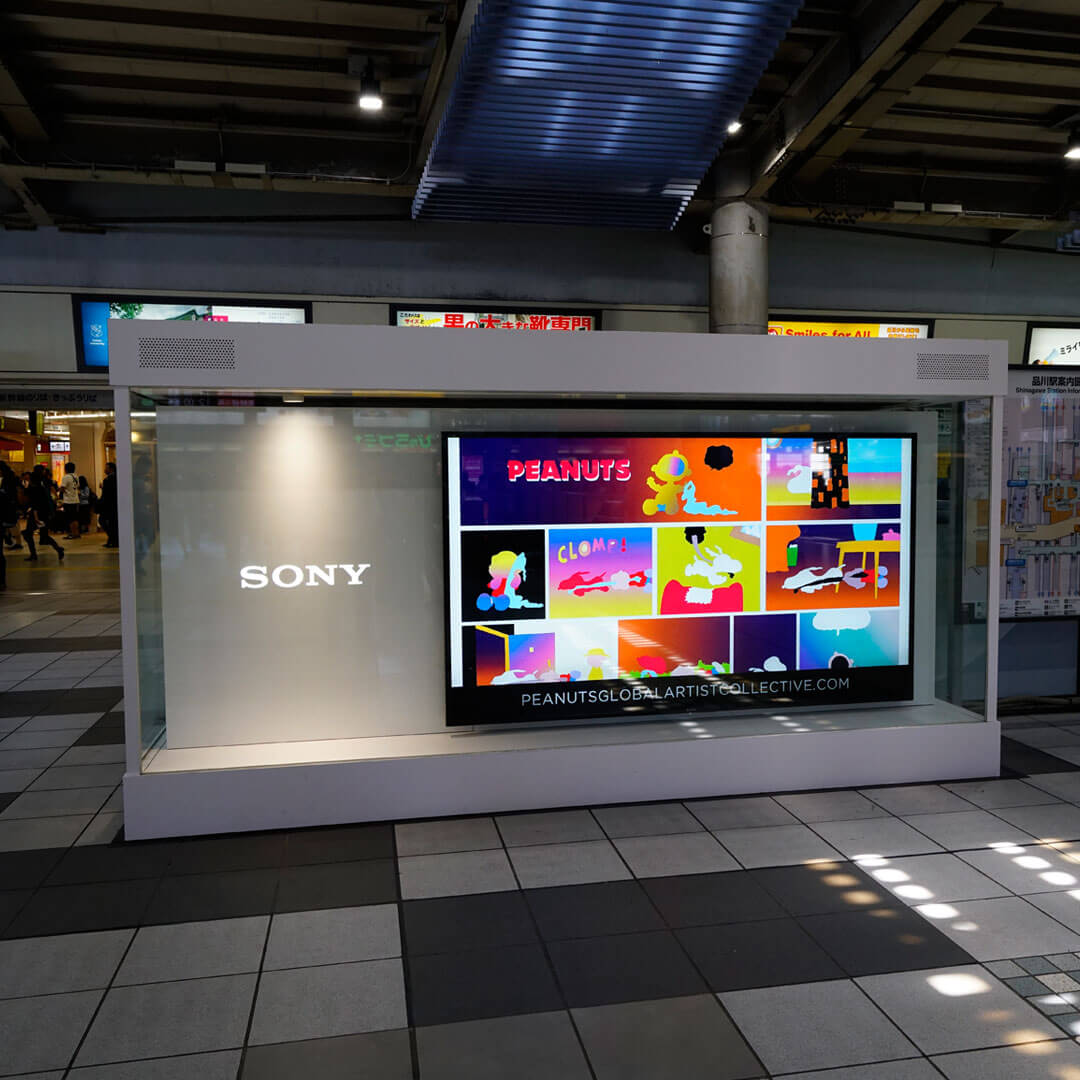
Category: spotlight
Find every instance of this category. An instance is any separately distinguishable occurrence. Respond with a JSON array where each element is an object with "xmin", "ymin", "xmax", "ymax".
[
  {"xmin": 358, "ymin": 60, "xmax": 383, "ymax": 112},
  {"xmin": 726, "ymin": 120, "xmax": 742, "ymax": 135},
  {"xmin": 1065, "ymin": 129, "xmax": 1080, "ymax": 160}
]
